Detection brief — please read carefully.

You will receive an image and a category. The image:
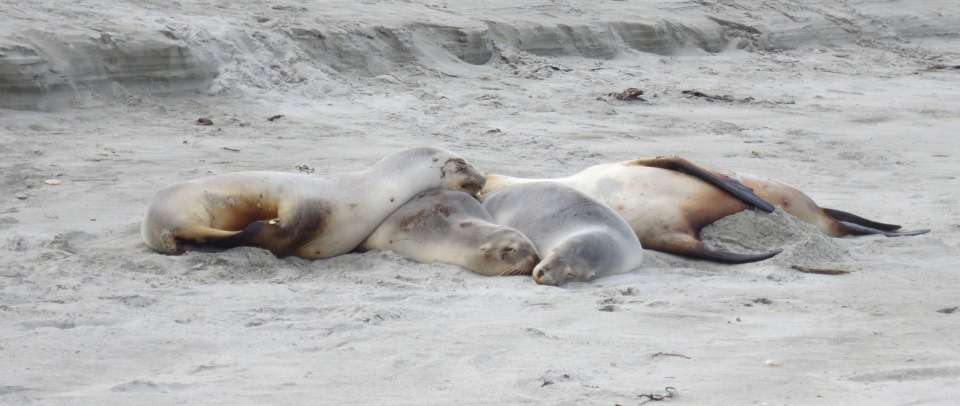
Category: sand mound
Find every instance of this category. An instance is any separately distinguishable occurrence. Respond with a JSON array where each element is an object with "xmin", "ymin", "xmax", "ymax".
[{"xmin": 702, "ymin": 207, "xmax": 848, "ymax": 267}]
